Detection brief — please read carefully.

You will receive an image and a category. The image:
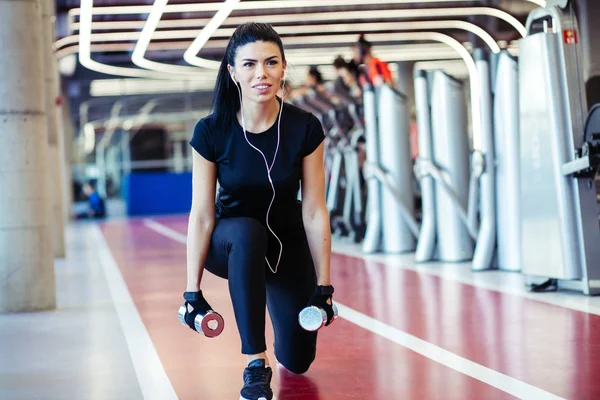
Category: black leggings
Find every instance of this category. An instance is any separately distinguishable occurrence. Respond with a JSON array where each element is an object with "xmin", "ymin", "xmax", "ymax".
[{"xmin": 205, "ymin": 217, "xmax": 318, "ymax": 374}]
